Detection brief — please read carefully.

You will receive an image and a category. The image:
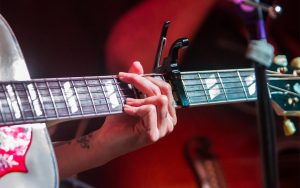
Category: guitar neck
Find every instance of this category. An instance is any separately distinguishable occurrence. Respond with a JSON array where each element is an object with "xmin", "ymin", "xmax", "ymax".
[
  {"xmin": 180, "ymin": 68, "xmax": 257, "ymax": 107},
  {"xmin": 0, "ymin": 76, "xmax": 140, "ymax": 126},
  {"xmin": 0, "ymin": 69, "xmax": 257, "ymax": 126}
]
